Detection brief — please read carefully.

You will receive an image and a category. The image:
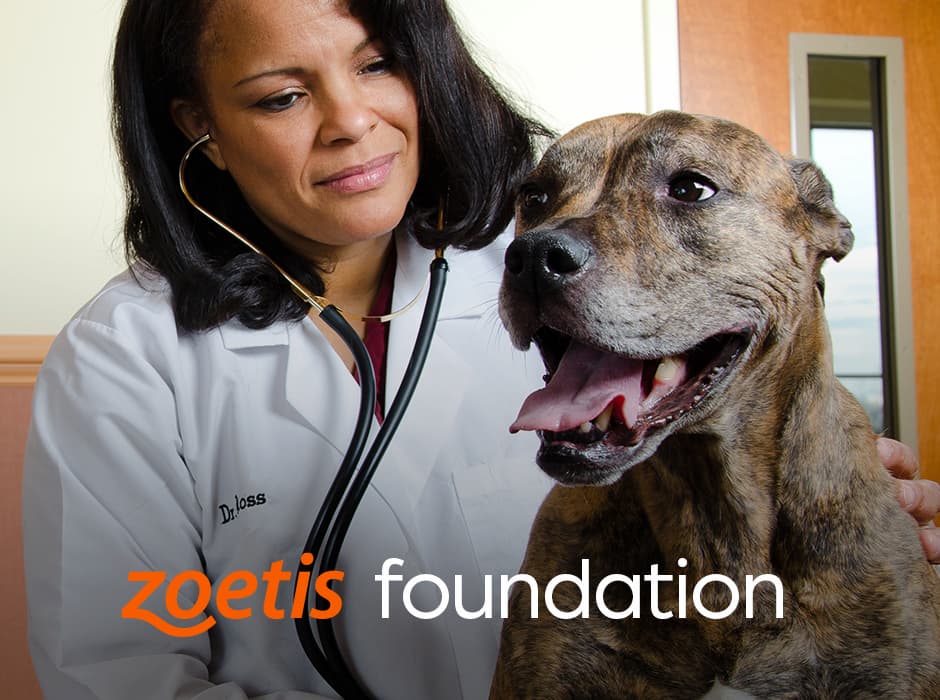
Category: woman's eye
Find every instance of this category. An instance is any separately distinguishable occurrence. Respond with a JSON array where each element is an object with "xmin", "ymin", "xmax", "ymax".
[
  {"xmin": 257, "ymin": 91, "xmax": 303, "ymax": 112},
  {"xmin": 668, "ymin": 174, "xmax": 718, "ymax": 202},
  {"xmin": 359, "ymin": 56, "xmax": 394, "ymax": 76},
  {"xmin": 519, "ymin": 184, "xmax": 549, "ymax": 210}
]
